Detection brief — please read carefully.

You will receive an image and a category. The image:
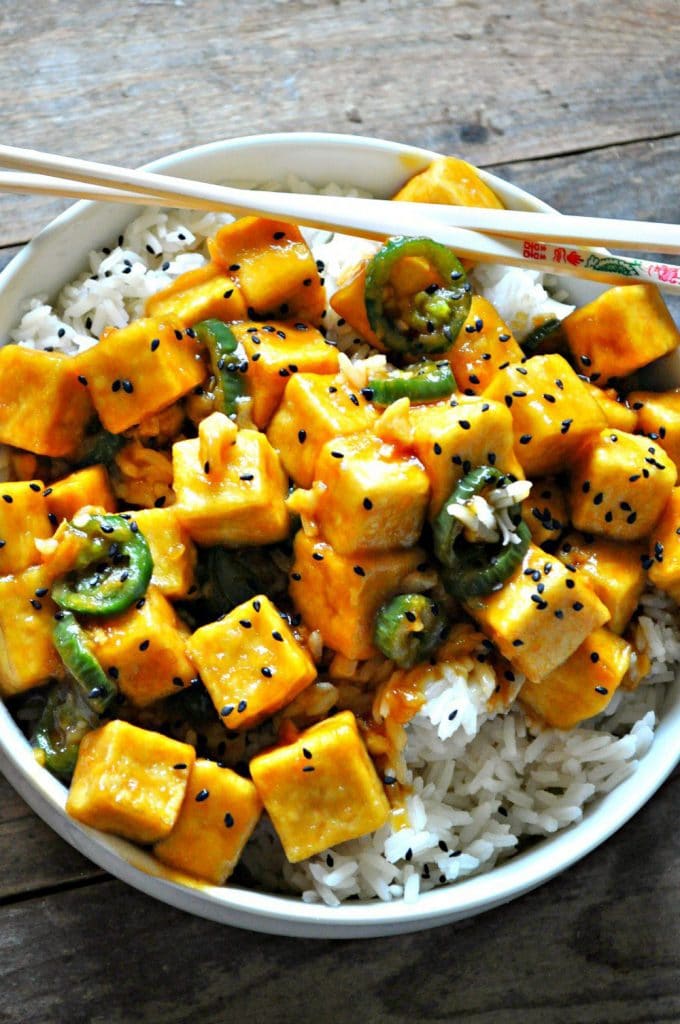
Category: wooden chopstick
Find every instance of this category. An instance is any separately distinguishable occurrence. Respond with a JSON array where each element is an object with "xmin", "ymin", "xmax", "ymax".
[{"xmin": 1, "ymin": 144, "xmax": 679, "ymax": 295}]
